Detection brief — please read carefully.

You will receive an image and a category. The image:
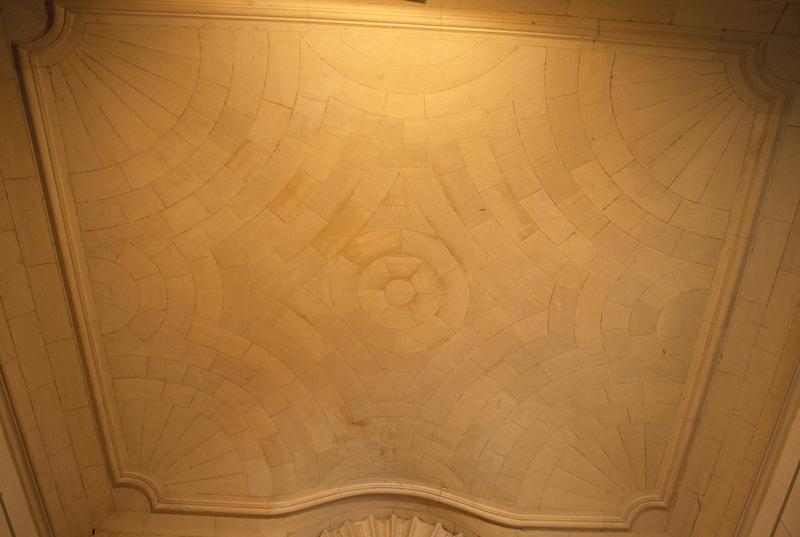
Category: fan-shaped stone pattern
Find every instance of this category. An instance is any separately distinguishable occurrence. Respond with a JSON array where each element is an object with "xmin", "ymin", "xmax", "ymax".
[
  {"xmin": 321, "ymin": 516, "xmax": 462, "ymax": 537},
  {"xmin": 51, "ymin": 23, "xmax": 200, "ymax": 173},
  {"xmin": 51, "ymin": 15, "xmax": 762, "ymax": 515}
]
